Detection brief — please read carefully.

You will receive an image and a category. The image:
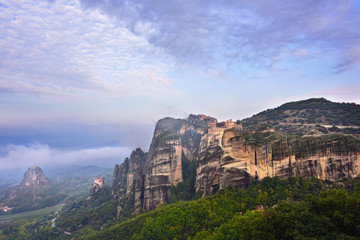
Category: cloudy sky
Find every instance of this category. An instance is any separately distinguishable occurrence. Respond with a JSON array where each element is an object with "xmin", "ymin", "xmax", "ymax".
[{"xmin": 0, "ymin": 0, "xmax": 360, "ymax": 171}]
